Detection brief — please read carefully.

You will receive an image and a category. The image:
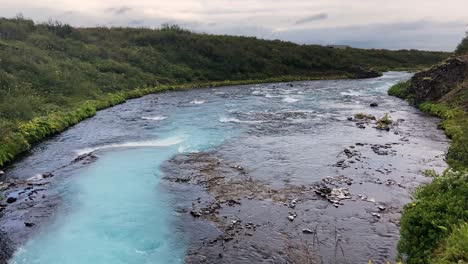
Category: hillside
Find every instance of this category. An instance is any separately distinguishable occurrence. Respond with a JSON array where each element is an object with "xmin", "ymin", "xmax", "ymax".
[
  {"xmin": 0, "ymin": 17, "xmax": 449, "ymax": 167},
  {"xmin": 388, "ymin": 36, "xmax": 468, "ymax": 263}
]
